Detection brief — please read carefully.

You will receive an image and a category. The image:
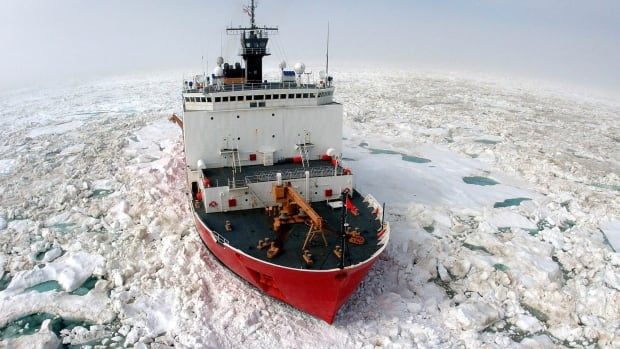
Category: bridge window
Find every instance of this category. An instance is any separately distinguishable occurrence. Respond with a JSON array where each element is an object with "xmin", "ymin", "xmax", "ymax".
[
  {"xmin": 310, "ymin": 93, "xmax": 315, "ymax": 98},
  {"xmin": 250, "ymin": 102, "xmax": 257, "ymax": 108},
  {"xmin": 259, "ymin": 102, "xmax": 266, "ymax": 107},
  {"xmin": 254, "ymin": 95, "xmax": 264, "ymax": 100},
  {"xmin": 246, "ymin": 95, "xmax": 253, "ymax": 101},
  {"xmin": 280, "ymin": 94, "xmax": 286, "ymax": 99},
  {"xmin": 302, "ymin": 93, "xmax": 308, "ymax": 98},
  {"xmin": 185, "ymin": 97, "xmax": 190, "ymax": 102},
  {"xmin": 200, "ymin": 97, "xmax": 206, "ymax": 102},
  {"xmin": 230, "ymin": 96, "xmax": 236, "ymax": 102},
  {"xmin": 265, "ymin": 94, "xmax": 272, "ymax": 100},
  {"xmin": 296, "ymin": 93, "xmax": 302, "ymax": 98},
  {"xmin": 223, "ymin": 97, "xmax": 228, "ymax": 102},
  {"xmin": 288, "ymin": 94, "xmax": 294, "ymax": 99},
  {"xmin": 207, "ymin": 97, "xmax": 212, "ymax": 102},
  {"xmin": 215, "ymin": 97, "xmax": 221, "ymax": 102},
  {"xmin": 273, "ymin": 94, "xmax": 279, "ymax": 100}
]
